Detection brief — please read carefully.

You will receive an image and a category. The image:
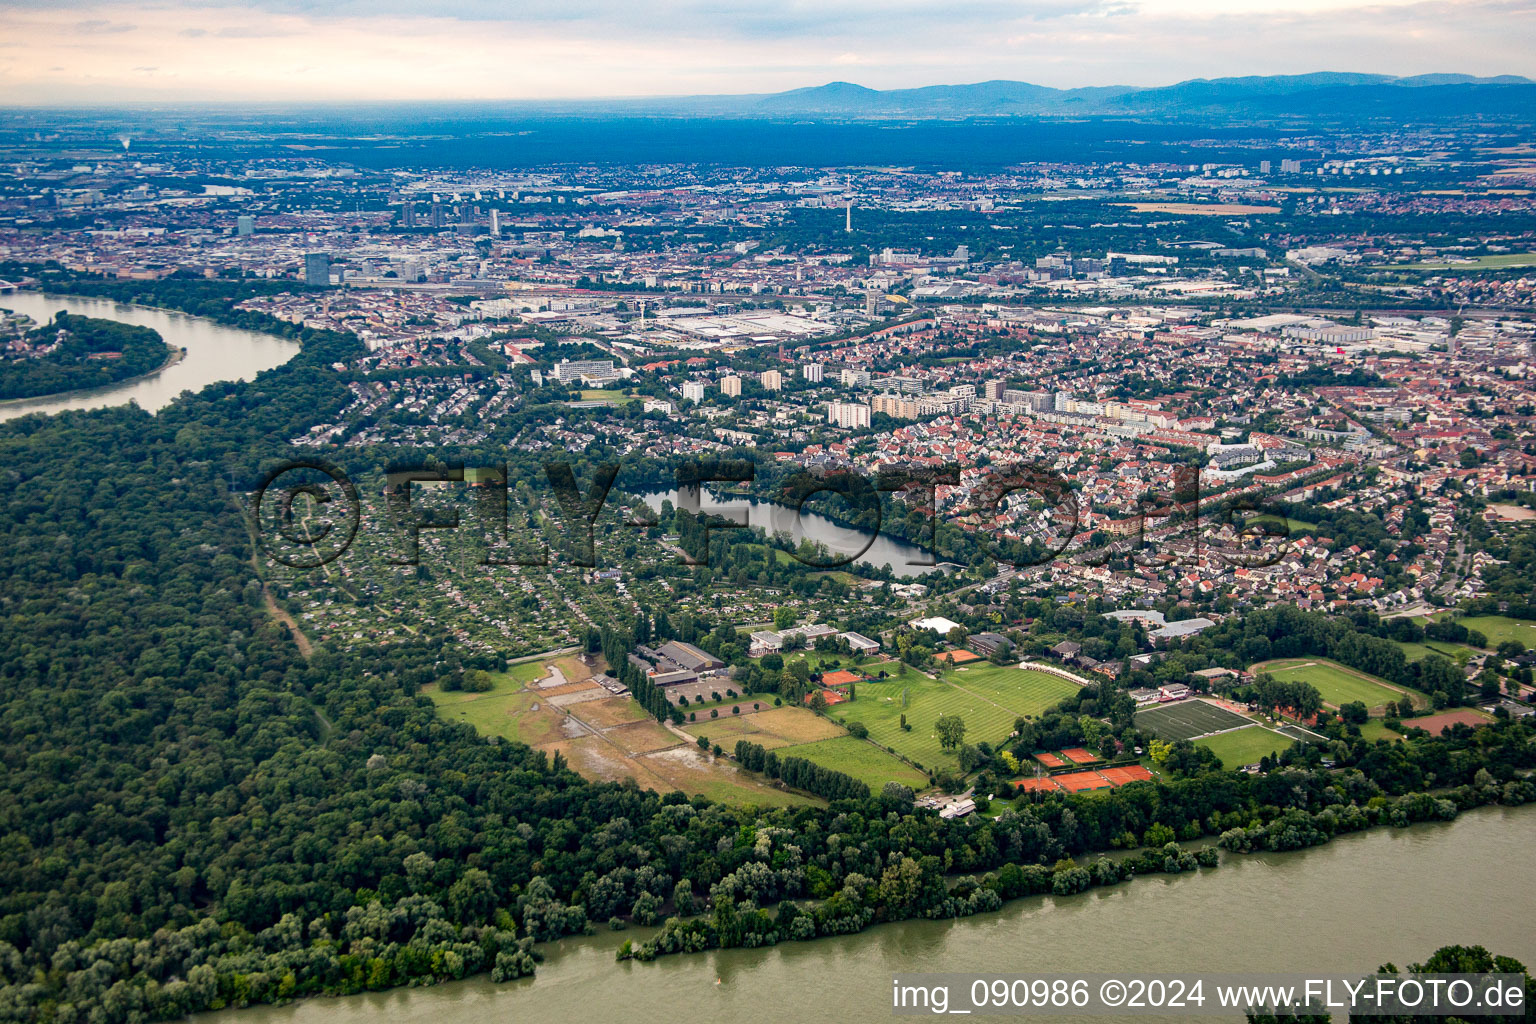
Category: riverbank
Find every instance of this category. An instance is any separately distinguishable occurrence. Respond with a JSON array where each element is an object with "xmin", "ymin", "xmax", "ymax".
[
  {"xmin": 194, "ymin": 805, "xmax": 1535, "ymax": 1024},
  {"xmin": 0, "ymin": 342, "xmax": 185, "ymax": 409},
  {"xmin": 0, "ymin": 291, "xmax": 301, "ymax": 421}
]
